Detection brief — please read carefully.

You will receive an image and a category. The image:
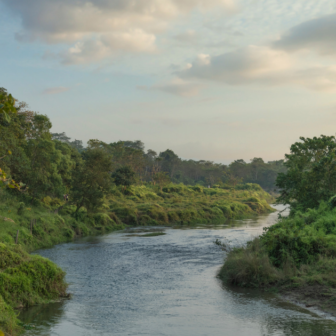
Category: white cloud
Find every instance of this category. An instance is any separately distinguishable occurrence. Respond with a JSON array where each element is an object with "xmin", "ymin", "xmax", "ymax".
[
  {"xmin": 3, "ymin": 0, "xmax": 235, "ymax": 64},
  {"xmin": 177, "ymin": 45, "xmax": 336, "ymax": 92},
  {"xmin": 179, "ymin": 46, "xmax": 291, "ymax": 84},
  {"xmin": 42, "ymin": 87, "xmax": 69, "ymax": 95},
  {"xmin": 60, "ymin": 30, "xmax": 156, "ymax": 64},
  {"xmin": 274, "ymin": 13, "xmax": 336, "ymax": 55}
]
